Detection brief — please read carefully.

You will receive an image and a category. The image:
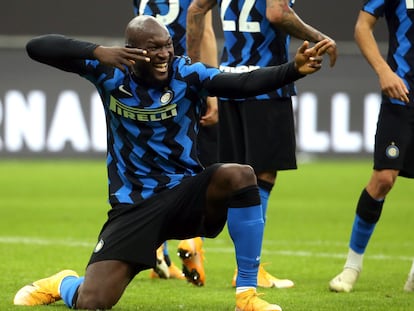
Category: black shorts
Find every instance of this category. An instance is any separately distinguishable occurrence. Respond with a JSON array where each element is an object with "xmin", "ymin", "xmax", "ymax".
[
  {"xmin": 88, "ymin": 164, "xmax": 224, "ymax": 271},
  {"xmin": 197, "ymin": 124, "xmax": 218, "ymax": 167},
  {"xmin": 218, "ymin": 98, "xmax": 297, "ymax": 172},
  {"xmin": 374, "ymin": 103, "xmax": 414, "ymax": 178}
]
